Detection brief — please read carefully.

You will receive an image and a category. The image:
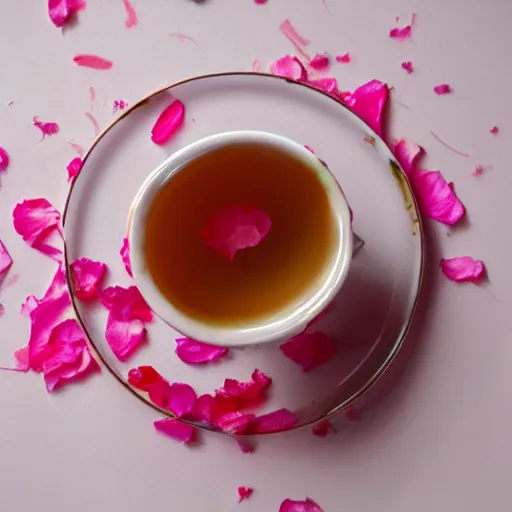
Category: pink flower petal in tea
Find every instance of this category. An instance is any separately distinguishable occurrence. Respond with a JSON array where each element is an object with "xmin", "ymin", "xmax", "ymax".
[
  {"xmin": 401, "ymin": 60, "xmax": 414, "ymax": 74},
  {"xmin": 335, "ymin": 52, "xmax": 351, "ymax": 63},
  {"xmin": 434, "ymin": 84, "xmax": 452, "ymax": 95},
  {"xmin": 122, "ymin": 0, "xmax": 138, "ymax": 28},
  {"xmin": 0, "ymin": 147, "xmax": 10, "ymax": 173},
  {"xmin": 254, "ymin": 0, "xmax": 267, "ymax": 3},
  {"xmin": 490, "ymin": 125, "xmax": 499, "ymax": 134},
  {"xmin": 66, "ymin": 157, "xmax": 82, "ymax": 181},
  {"xmin": 280, "ymin": 332, "xmax": 335, "ymax": 372},
  {"xmin": 73, "ymin": 54, "xmax": 114, "ymax": 70},
  {"xmin": 70, "ymin": 258, "xmax": 107, "ymax": 300},
  {"xmin": 410, "ymin": 170, "xmax": 465, "ymax": 225},
  {"xmin": 151, "ymin": 100, "xmax": 185, "ymax": 145},
  {"xmin": 0, "ymin": 240, "xmax": 13, "ymax": 284},
  {"xmin": 344, "ymin": 405, "xmax": 361, "ymax": 422},
  {"xmin": 21, "ymin": 295, "xmax": 39, "ymax": 317},
  {"xmin": 343, "ymin": 80, "xmax": 388, "ymax": 136},
  {"xmin": 389, "ymin": 25, "xmax": 412, "ymax": 40},
  {"xmin": 238, "ymin": 487, "xmax": 254, "ymax": 503},
  {"xmin": 279, "ymin": 497, "xmax": 324, "ymax": 512},
  {"xmin": 309, "ymin": 54, "xmax": 330, "ymax": 71},
  {"xmin": 279, "ymin": 19, "xmax": 310, "ymax": 47},
  {"xmin": 471, "ymin": 164, "xmax": 486, "ymax": 177},
  {"xmin": 128, "ymin": 365, "xmax": 166, "ymax": 391},
  {"xmin": 201, "ymin": 205, "xmax": 272, "ymax": 261},
  {"xmin": 312, "ymin": 419, "xmax": 333, "ymax": 437},
  {"xmin": 236, "ymin": 438, "xmax": 255, "ymax": 454},
  {"xmin": 270, "ymin": 55, "xmax": 308, "ymax": 81},
  {"xmin": 33, "ymin": 117, "xmax": 60, "ymax": 139},
  {"xmin": 154, "ymin": 418, "xmax": 196, "ymax": 444},
  {"xmin": 12, "ymin": 198, "xmax": 62, "ymax": 260},
  {"xmin": 14, "ymin": 346, "xmax": 30, "ymax": 372},
  {"xmin": 393, "ymin": 138, "xmax": 424, "ymax": 176},
  {"xmin": 216, "ymin": 411, "xmax": 255, "ymax": 435},
  {"xmin": 440, "ymin": 257, "xmax": 485, "ymax": 283},
  {"xmin": 175, "ymin": 337, "xmax": 228, "ymax": 365},
  {"xmin": 120, "ymin": 237, "xmax": 132, "ymax": 277},
  {"xmin": 216, "ymin": 369, "xmax": 272, "ymax": 402},
  {"xmin": 248, "ymin": 408, "xmax": 297, "ymax": 434},
  {"xmin": 48, "ymin": 0, "xmax": 86, "ymax": 27}
]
